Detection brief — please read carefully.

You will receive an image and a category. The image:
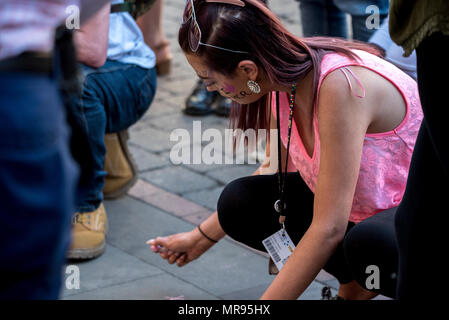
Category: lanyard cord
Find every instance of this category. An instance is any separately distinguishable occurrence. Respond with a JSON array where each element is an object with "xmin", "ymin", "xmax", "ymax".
[
  {"xmin": 275, "ymin": 84, "xmax": 297, "ymax": 227},
  {"xmin": 276, "ymin": 91, "xmax": 284, "ymax": 209}
]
